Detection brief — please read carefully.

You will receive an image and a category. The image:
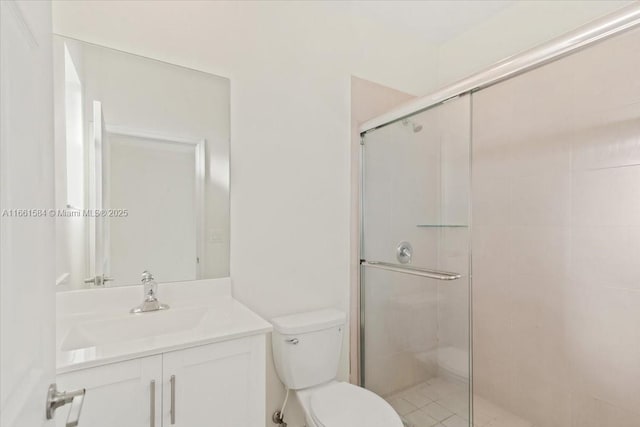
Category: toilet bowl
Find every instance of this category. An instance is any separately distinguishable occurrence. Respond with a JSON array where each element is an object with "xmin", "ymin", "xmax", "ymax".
[
  {"xmin": 271, "ymin": 309, "xmax": 403, "ymax": 427},
  {"xmin": 297, "ymin": 380, "xmax": 403, "ymax": 427}
]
